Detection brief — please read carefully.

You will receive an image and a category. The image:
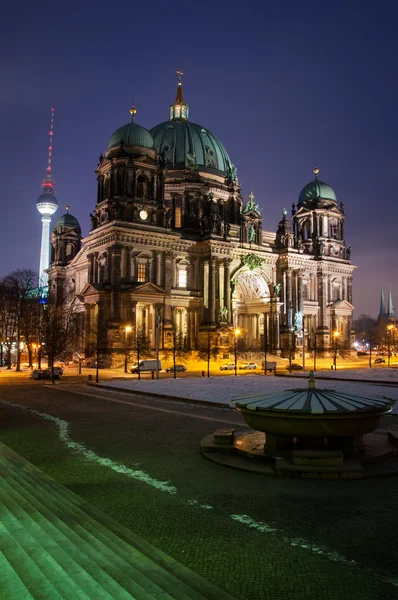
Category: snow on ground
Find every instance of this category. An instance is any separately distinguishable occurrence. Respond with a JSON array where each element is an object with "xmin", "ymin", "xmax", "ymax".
[
  {"xmin": 100, "ymin": 371, "xmax": 398, "ymax": 413},
  {"xmin": 287, "ymin": 367, "xmax": 398, "ymax": 381}
]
